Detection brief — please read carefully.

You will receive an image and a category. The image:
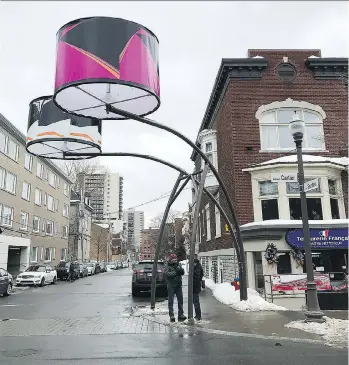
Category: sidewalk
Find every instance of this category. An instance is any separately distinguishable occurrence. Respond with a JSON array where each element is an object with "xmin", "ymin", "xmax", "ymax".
[{"xmin": 133, "ymin": 276, "xmax": 348, "ymax": 345}]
